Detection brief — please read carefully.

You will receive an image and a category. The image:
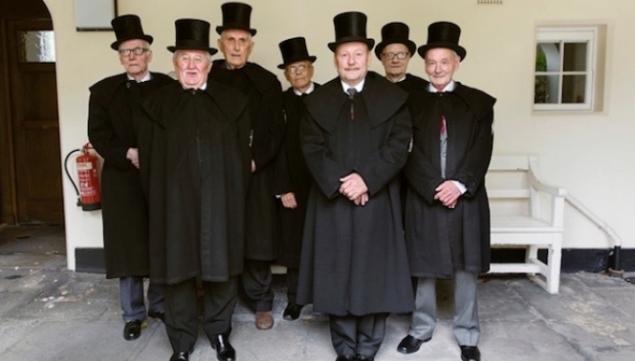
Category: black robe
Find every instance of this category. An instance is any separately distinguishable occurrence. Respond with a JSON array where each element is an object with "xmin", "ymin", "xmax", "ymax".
[
  {"xmin": 396, "ymin": 73, "xmax": 429, "ymax": 94},
  {"xmin": 404, "ymin": 82, "xmax": 496, "ymax": 278},
  {"xmin": 395, "ymin": 73, "xmax": 430, "ymax": 215},
  {"xmin": 209, "ymin": 60, "xmax": 284, "ymax": 261},
  {"xmin": 138, "ymin": 80, "xmax": 251, "ymax": 284},
  {"xmin": 297, "ymin": 72, "xmax": 414, "ymax": 316},
  {"xmin": 273, "ymin": 84, "xmax": 320, "ymax": 268},
  {"xmin": 87, "ymin": 72, "xmax": 174, "ymax": 279}
]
